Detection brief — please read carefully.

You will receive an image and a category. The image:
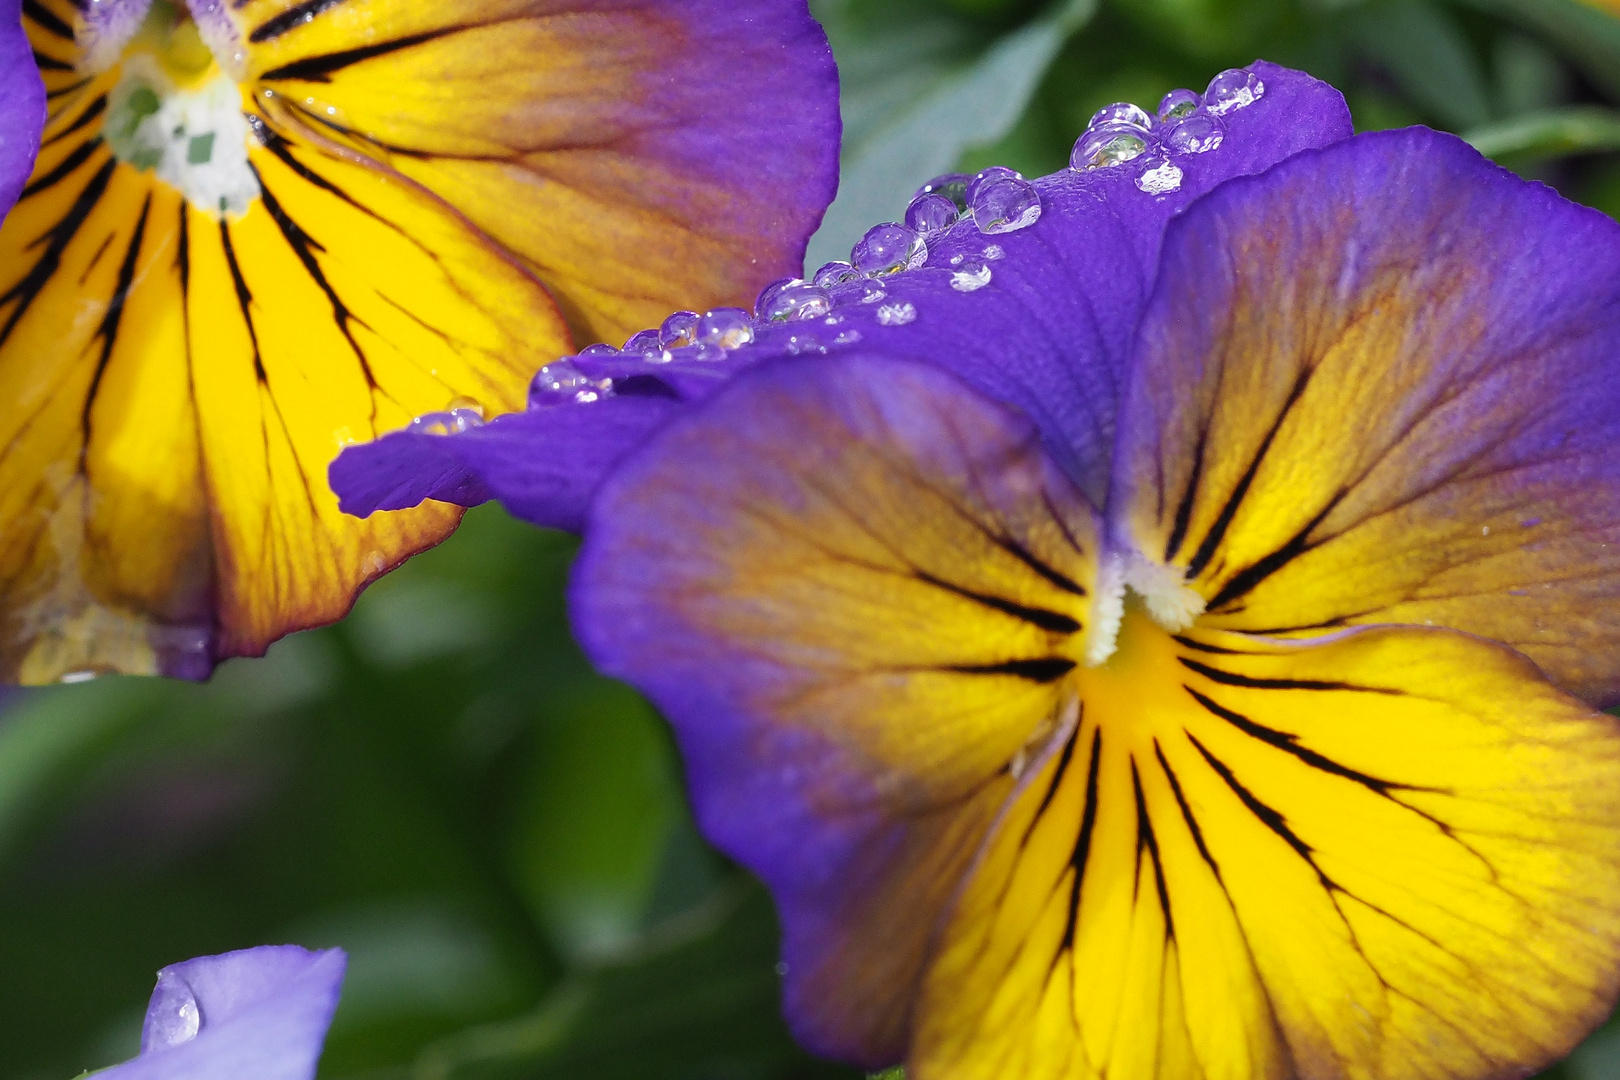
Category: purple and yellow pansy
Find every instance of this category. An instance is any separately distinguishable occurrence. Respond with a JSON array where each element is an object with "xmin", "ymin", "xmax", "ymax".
[
  {"xmin": 334, "ymin": 61, "xmax": 1620, "ymax": 1079},
  {"xmin": 0, "ymin": 0, "xmax": 837, "ymax": 683}
]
